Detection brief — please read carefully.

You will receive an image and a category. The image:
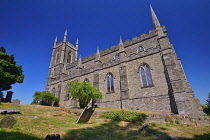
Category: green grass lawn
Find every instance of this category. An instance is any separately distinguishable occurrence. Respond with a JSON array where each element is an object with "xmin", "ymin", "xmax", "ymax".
[{"xmin": 0, "ymin": 103, "xmax": 210, "ymax": 140}]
